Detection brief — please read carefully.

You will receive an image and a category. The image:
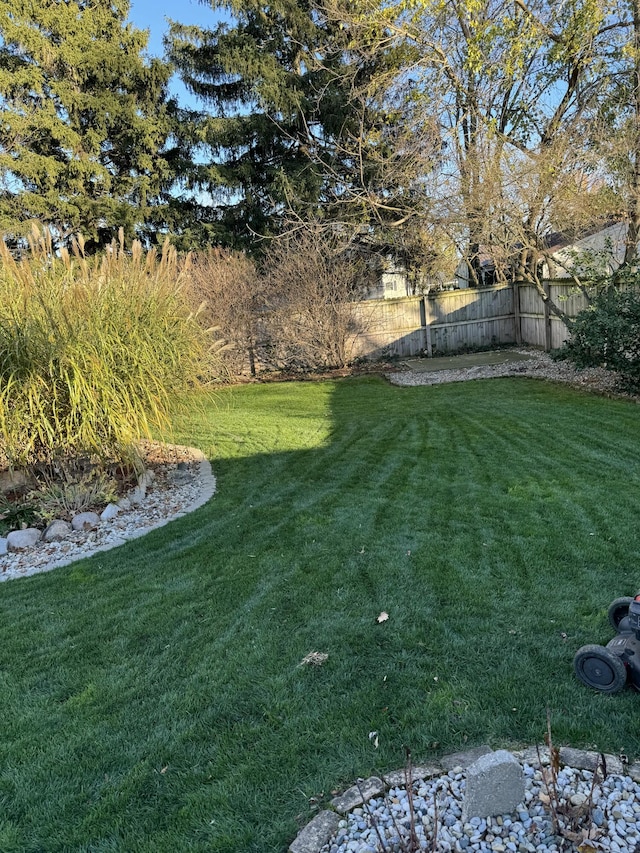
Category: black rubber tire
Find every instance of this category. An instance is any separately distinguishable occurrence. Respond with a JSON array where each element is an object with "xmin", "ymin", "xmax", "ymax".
[
  {"xmin": 574, "ymin": 644, "xmax": 627, "ymax": 694},
  {"xmin": 608, "ymin": 597, "xmax": 634, "ymax": 630}
]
